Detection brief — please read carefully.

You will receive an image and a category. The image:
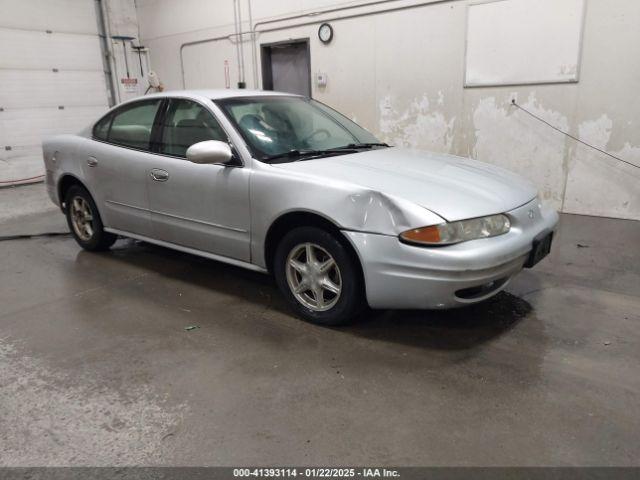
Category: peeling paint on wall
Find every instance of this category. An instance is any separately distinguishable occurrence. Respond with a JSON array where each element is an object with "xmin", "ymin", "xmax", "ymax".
[
  {"xmin": 471, "ymin": 93, "xmax": 568, "ymax": 209},
  {"xmin": 378, "ymin": 94, "xmax": 455, "ymax": 153},
  {"xmin": 563, "ymin": 115, "xmax": 640, "ymax": 220},
  {"xmin": 578, "ymin": 115, "xmax": 613, "ymax": 148}
]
